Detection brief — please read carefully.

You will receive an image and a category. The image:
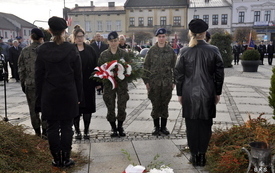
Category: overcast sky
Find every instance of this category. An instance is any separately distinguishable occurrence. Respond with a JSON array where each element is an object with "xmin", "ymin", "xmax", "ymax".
[{"xmin": 0, "ymin": 0, "xmax": 126, "ymax": 28}]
